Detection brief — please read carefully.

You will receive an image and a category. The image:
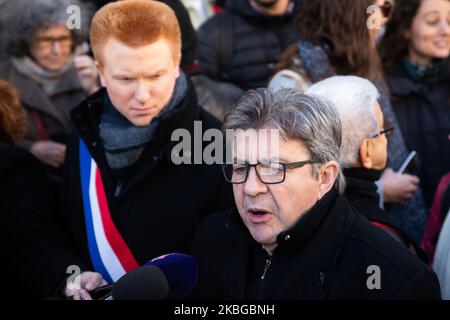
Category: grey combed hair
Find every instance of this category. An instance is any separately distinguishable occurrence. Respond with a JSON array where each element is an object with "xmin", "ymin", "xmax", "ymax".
[
  {"xmin": 223, "ymin": 88, "xmax": 345, "ymax": 193},
  {"xmin": 0, "ymin": 0, "xmax": 94, "ymax": 57},
  {"xmin": 306, "ymin": 76, "xmax": 380, "ymax": 168}
]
